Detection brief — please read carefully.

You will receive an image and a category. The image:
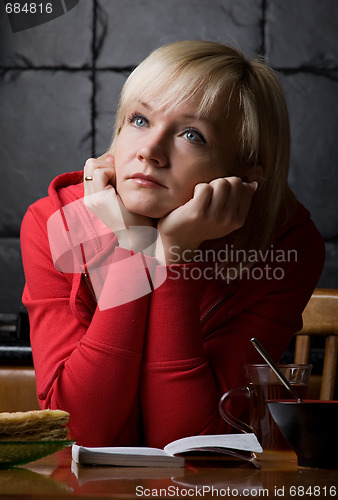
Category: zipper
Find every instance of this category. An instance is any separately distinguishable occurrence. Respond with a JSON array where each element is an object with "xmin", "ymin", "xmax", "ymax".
[
  {"xmin": 80, "ymin": 241, "xmax": 97, "ymax": 303},
  {"xmin": 200, "ymin": 293, "xmax": 231, "ymax": 323},
  {"xmin": 84, "ymin": 273, "xmax": 97, "ymax": 303}
]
